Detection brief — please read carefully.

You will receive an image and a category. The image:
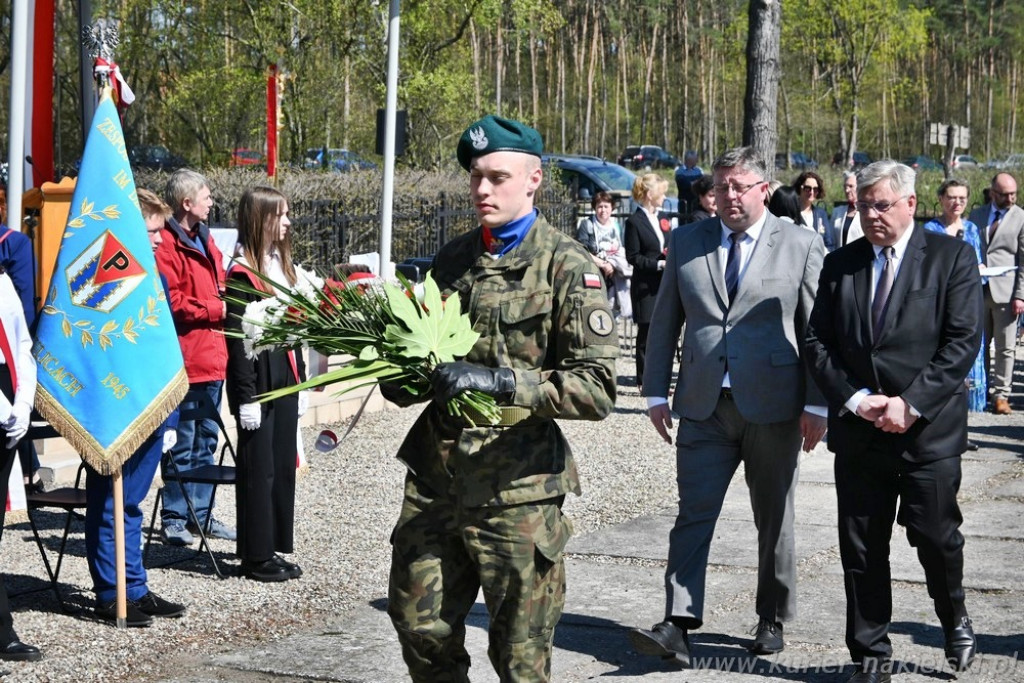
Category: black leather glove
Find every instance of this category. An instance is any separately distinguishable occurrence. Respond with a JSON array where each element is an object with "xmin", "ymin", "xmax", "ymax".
[
  {"xmin": 379, "ymin": 380, "xmax": 425, "ymax": 408},
  {"xmin": 430, "ymin": 361, "xmax": 516, "ymax": 405}
]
